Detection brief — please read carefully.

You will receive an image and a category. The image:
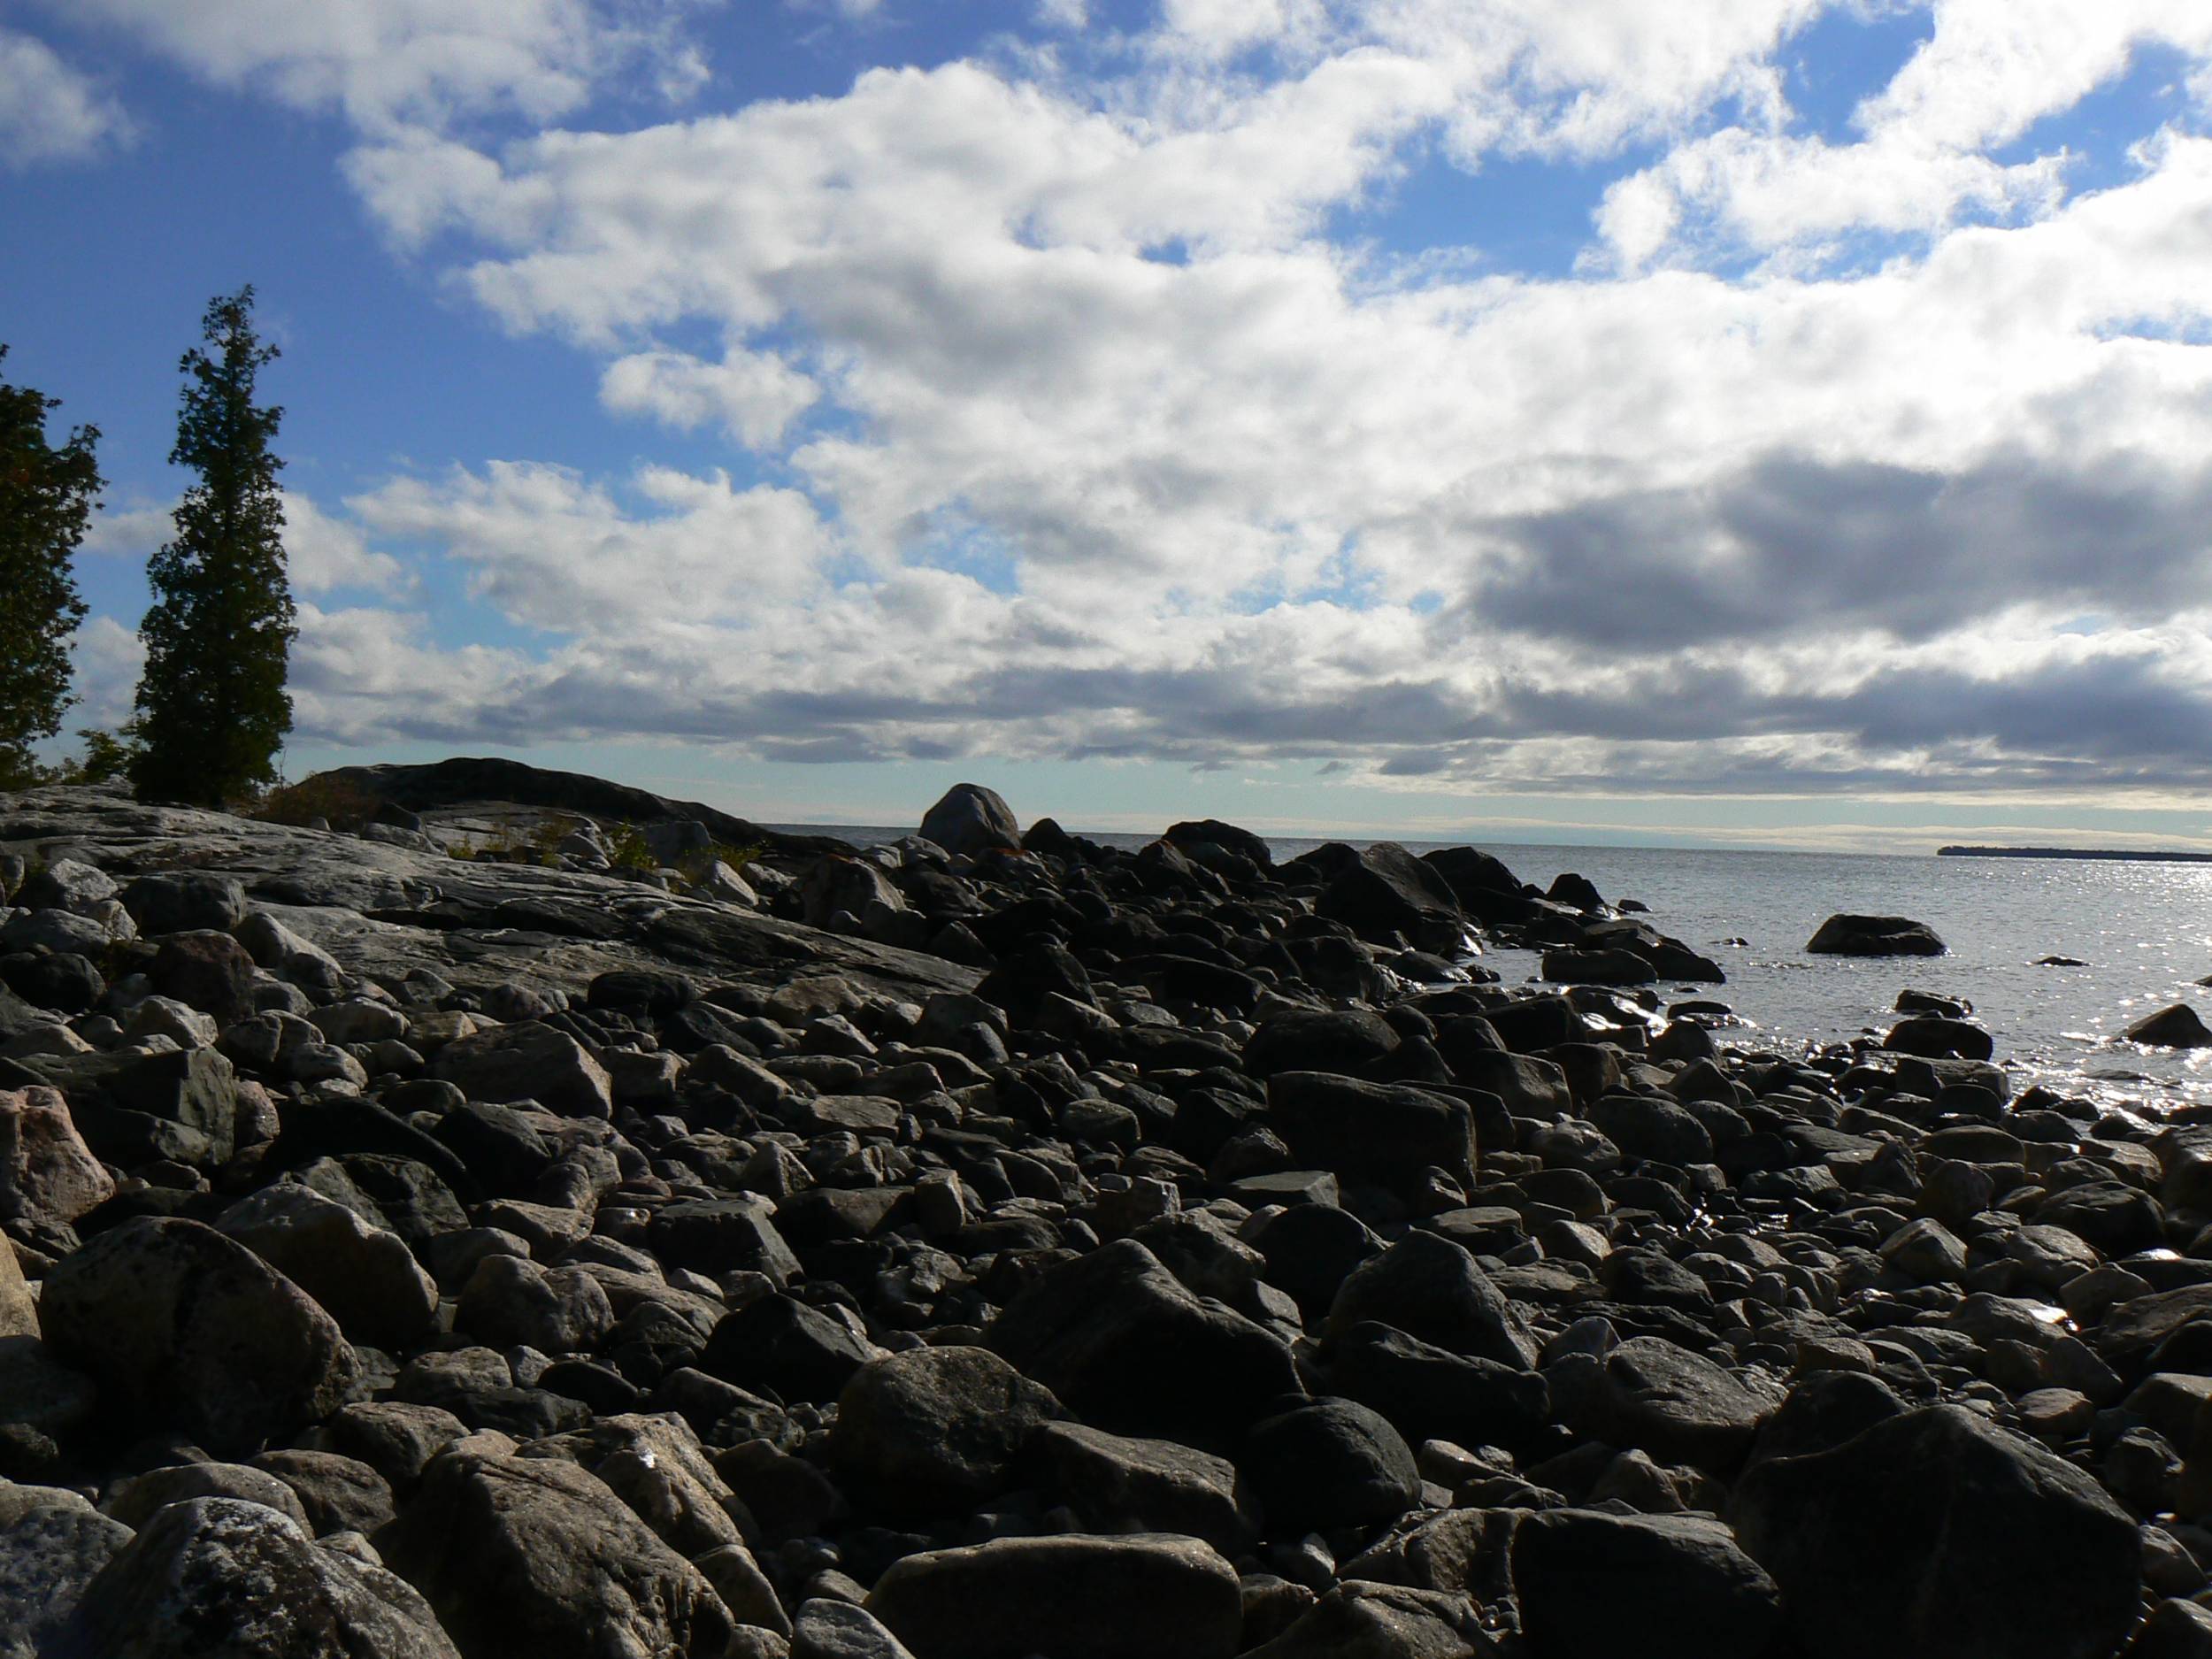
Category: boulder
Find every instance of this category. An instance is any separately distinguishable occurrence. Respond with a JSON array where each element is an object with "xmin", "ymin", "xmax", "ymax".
[
  {"xmin": 149, "ymin": 929, "xmax": 260, "ymax": 1025},
  {"xmin": 38, "ymin": 1215, "xmax": 361, "ymax": 1455},
  {"xmin": 1732, "ymin": 1404, "xmax": 2140, "ymax": 1659},
  {"xmin": 454, "ymin": 1255, "xmax": 616, "ymax": 1356},
  {"xmin": 1511, "ymin": 1509, "xmax": 1780, "ymax": 1659},
  {"xmin": 829, "ymin": 1345, "xmax": 1063, "ymax": 1516},
  {"xmin": 918, "ymin": 784, "xmax": 1021, "ymax": 858},
  {"xmin": 1242, "ymin": 1581, "xmax": 1486, "ymax": 1659},
  {"xmin": 865, "ymin": 1533, "xmax": 1242, "ymax": 1659},
  {"xmin": 1243, "ymin": 1009, "xmax": 1401, "ymax": 1079},
  {"xmin": 1026, "ymin": 1422, "xmax": 1256, "ymax": 1555},
  {"xmin": 0, "ymin": 1484, "xmax": 135, "ymax": 1659},
  {"xmin": 120, "ymin": 870, "xmax": 248, "ymax": 935},
  {"xmin": 2128, "ymin": 1004, "xmax": 2212, "ymax": 1049},
  {"xmin": 1582, "ymin": 1336, "xmax": 1776, "ymax": 1474},
  {"xmin": 1308, "ymin": 844, "xmax": 1466, "ymax": 947},
  {"xmin": 217, "ymin": 1181, "xmax": 440, "ymax": 1350},
  {"xmin": 378, "ymin": 1450, "xmax": 738, "ymax": 1659},
  {"xmin": 63, "ymin": 1496, "xmax": 458, "ymax": 1657},
  {"xmin": 1805, "ymin": 915, "xmax": 1947, "ymax": 956},
  {"xmin": 1266, "ymin": 1072, "xmax": 1478, "ymax": 1199},
  {"xmin": 793, "ymin": 1599, "xmax": 921, "ymax": 1659},
  {"xmin": 1240, "ymin": 1396, "xmax": 1422, "ymax": 1533},
  {"xmin": 985, "ymin": 1239, "xmax": 1302, "ymax": 1447},
  {"xmin": 0, "ymin": 1085, "xmax": 112, "ymax": 1230},
  {"xmin": 1325, "ymin": 1231, "xmax": 1538, "ymax": 1370},
  {"xmin": 432, "ymin": 1021, "xmax": 612, "ymax": 1119}
]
